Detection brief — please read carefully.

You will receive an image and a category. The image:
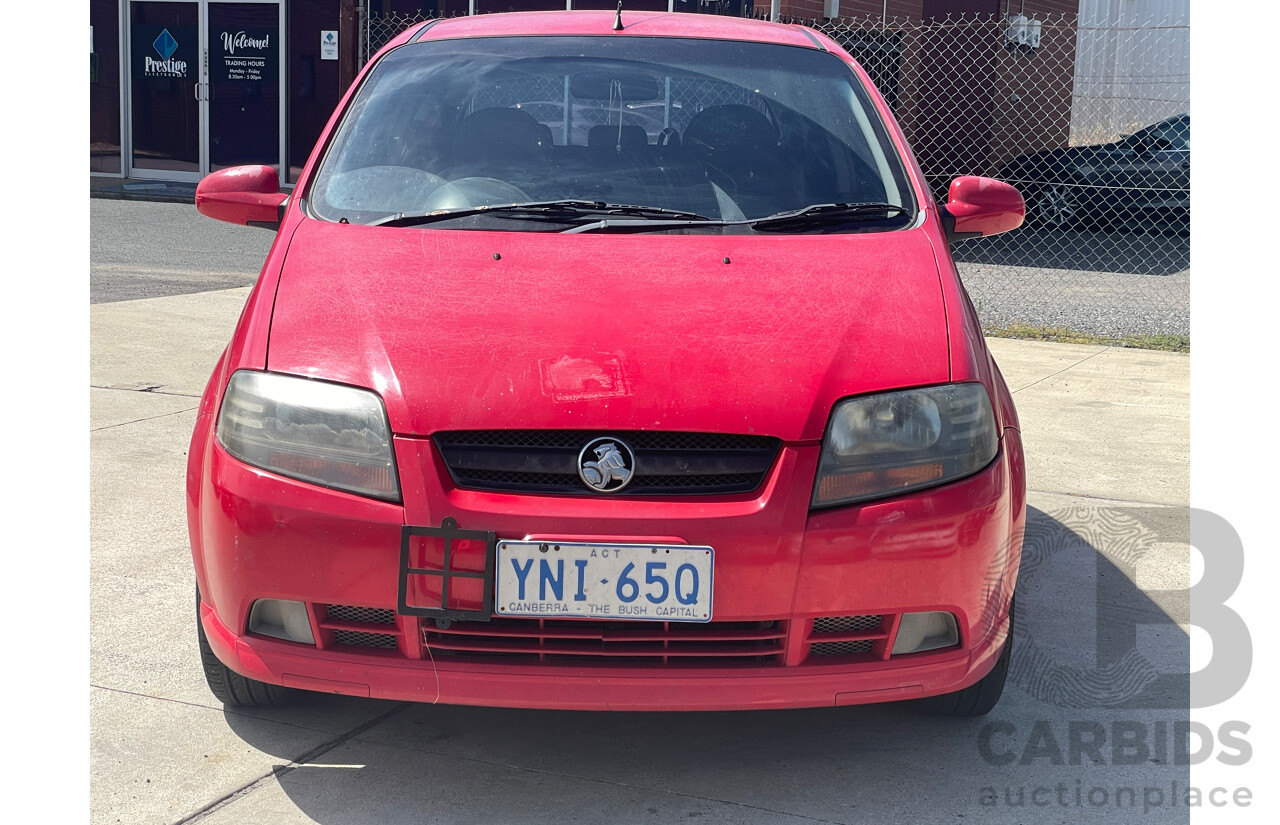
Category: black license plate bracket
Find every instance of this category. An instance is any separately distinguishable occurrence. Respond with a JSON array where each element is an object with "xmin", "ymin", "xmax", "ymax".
[{"xmin": 398, "ymin": 517, "xmax": 496, "ymax": 622}]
